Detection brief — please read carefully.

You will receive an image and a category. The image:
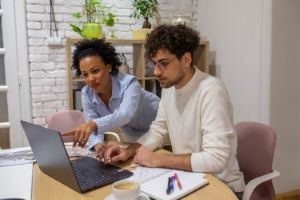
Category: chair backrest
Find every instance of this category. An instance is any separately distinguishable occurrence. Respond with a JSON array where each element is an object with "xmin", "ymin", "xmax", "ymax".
[
  {"xmin": 47, "ymin": 110, "xmax": 85, "ymax": 142},
  {"xmin": 235, "ymin": 122, "xmax": 277, "ymax": 200}
]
